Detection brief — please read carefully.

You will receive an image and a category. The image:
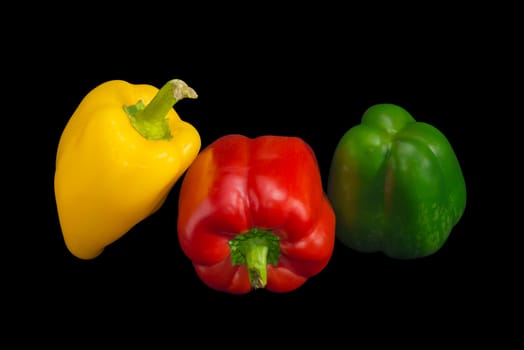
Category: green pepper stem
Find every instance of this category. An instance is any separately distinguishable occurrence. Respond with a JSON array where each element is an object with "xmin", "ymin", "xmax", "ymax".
[
  {"xmin": 123, "ymin": 79, "xmax": 198, "ymax": 141},
  {"xmin": 245, "ymin": 244, "xmax": 269, "ymax": 289},
  {"xmin": 228, "ymin": 228, "xmax": 280, "ymax": 290}
]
